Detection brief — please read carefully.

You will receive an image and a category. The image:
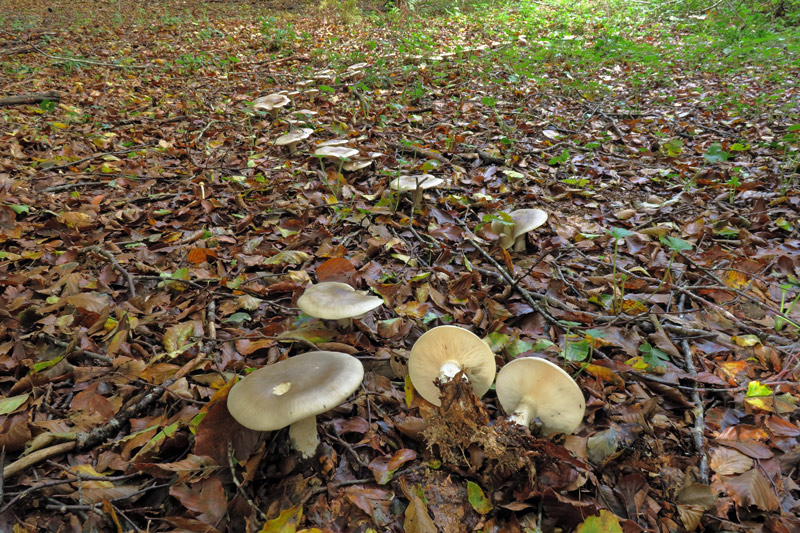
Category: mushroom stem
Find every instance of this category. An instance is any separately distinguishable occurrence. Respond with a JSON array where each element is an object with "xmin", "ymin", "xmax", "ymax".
[
  {"xmin": 513, "ymin": 234, "xmax": 527, "ymax": 252},
  {"xmin": 288, "ymin": 416, "xmax": 320, "ymax": 458},
  {"xmin": 507, "ymin": 398, "xmax": 537, "ymax": 427},
  {"xmin": 287, "ymin": 142, "xmax": 299, "ymax": 153},
  {"xmin": 438, "ymin": 360, "xmax": 466, "ymax": 382}
]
